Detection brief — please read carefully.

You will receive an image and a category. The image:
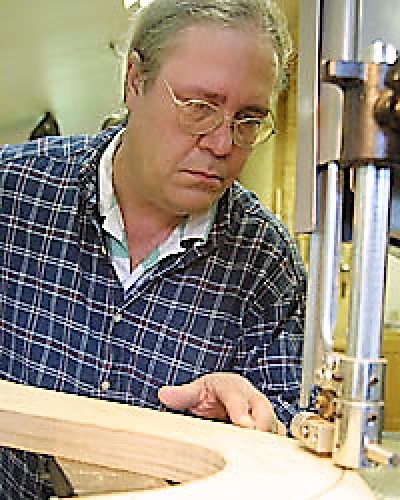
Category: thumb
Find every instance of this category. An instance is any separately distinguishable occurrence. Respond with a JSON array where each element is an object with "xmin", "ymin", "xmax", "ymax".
[{"xmin": 158, "ymin": 382, "xmax": 201, "ymax": 411}]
